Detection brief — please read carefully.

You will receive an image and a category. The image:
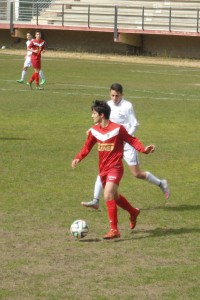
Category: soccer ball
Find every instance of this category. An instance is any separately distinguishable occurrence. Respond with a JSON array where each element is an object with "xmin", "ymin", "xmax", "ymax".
[
  {"xmin": 1, "ymin": 46, "xmax": 6, "ymax": 50},
  {"xmin": 70, "ymin": 219, "xmax": 89, "ymax": 239}
]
